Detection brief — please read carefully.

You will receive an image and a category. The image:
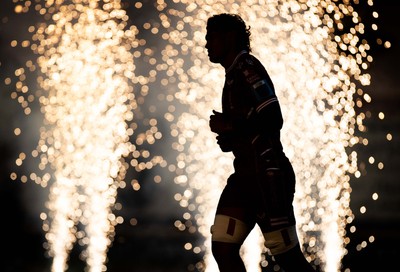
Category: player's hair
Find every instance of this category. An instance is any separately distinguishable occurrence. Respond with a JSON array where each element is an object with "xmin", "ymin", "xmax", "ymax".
[{"xmin": 206, "ymin": 13, "xmax": 252, "ymax": 52}]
